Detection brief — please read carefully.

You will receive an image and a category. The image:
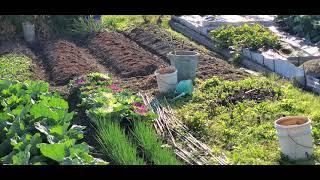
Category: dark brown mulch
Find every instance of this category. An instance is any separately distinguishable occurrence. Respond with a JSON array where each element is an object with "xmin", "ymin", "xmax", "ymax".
[
  {"xmin": 41, "ymin": 40, "xmax": 105, "ymax": 85},
  {"xmin": 87, "ymin": 31, "xmax": 166, "ymax": 78},
  {"xmin": 124, "ymin": 25, "xmax": 250, "ymax": 81},
  {"xmin": 0, "ymin": 40, "xmax": 48, "ymax": 82},
  {"xmin": 216, "ymin": 88, "xmax": 279, "ymax": 106}
]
